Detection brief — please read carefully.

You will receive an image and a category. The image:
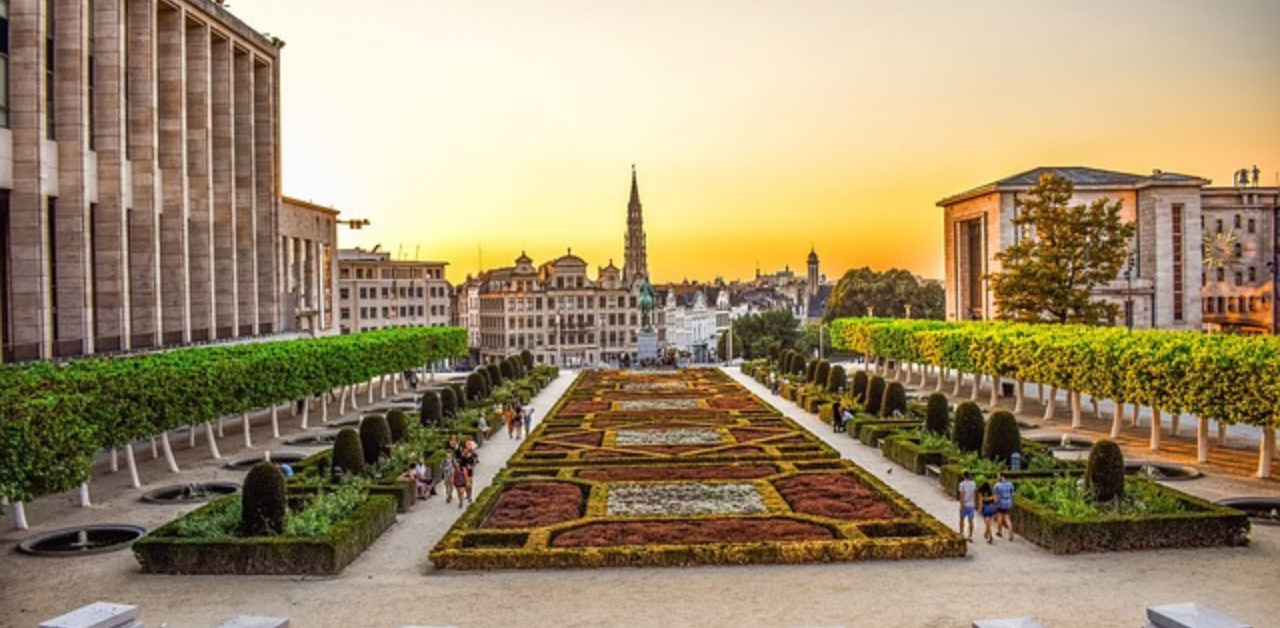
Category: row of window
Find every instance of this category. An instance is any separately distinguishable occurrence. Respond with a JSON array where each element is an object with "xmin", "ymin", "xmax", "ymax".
[
  {"xmin": 1208, "ymin": 215, "xmax": 1258, "ymax": 234},
  {"xmin": 347, "ymin": 267, "xmax": 444, "ymax": 280},
  {"xmin": 1204, "ymin": 295, "xmax": 1269, "ymax": 315},
  {"xmin": 499, "ymin": 294, "xmax": 638, "ymax": 312},
  {"xmin": 340, "ymin": 285, "xmax": 450, "ymax": 300},
  {"xmin": 1203, "ymin": 266, "xmax": 1262, "ymax": 286}
]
